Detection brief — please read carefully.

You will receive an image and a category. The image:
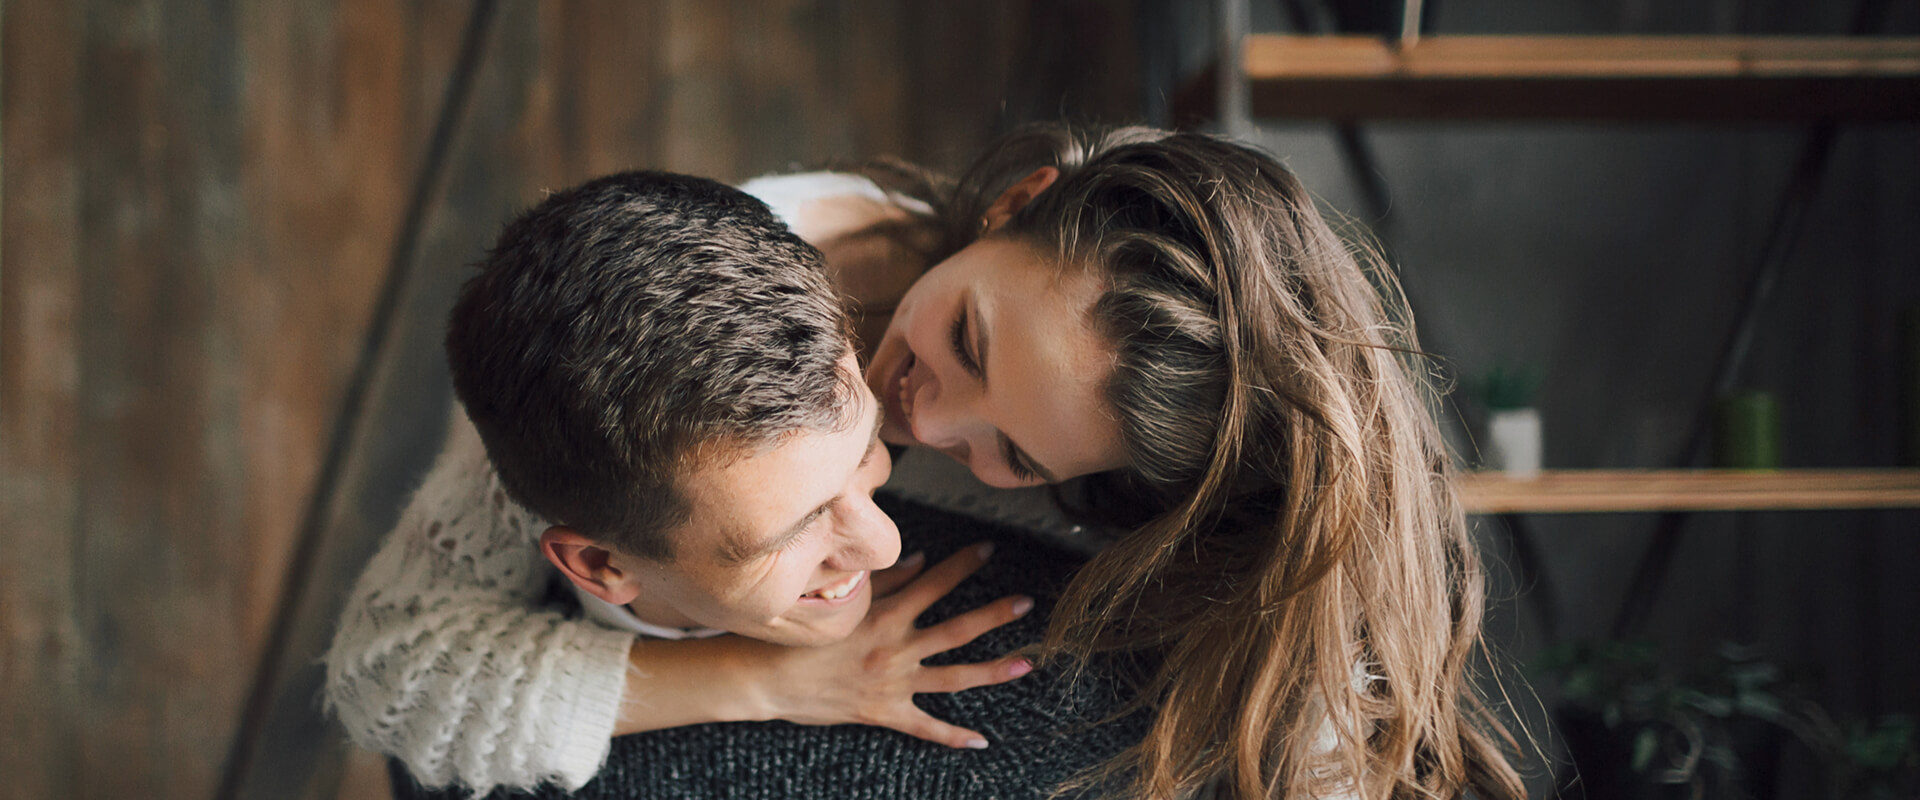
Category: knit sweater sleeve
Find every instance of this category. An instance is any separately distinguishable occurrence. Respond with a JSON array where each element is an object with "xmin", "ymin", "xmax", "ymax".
[{"xmin": 323, "ymin": 411, "xmax": 636, "ymax": 794}]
